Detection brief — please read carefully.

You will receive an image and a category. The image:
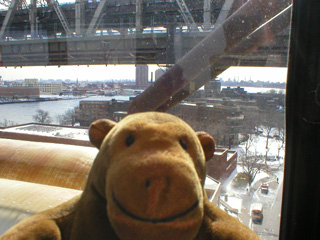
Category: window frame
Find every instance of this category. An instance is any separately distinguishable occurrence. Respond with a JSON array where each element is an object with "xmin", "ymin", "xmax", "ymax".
[{"xmin": 280, "ymin": 0, "xmax": 320, "ymax": 239}]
